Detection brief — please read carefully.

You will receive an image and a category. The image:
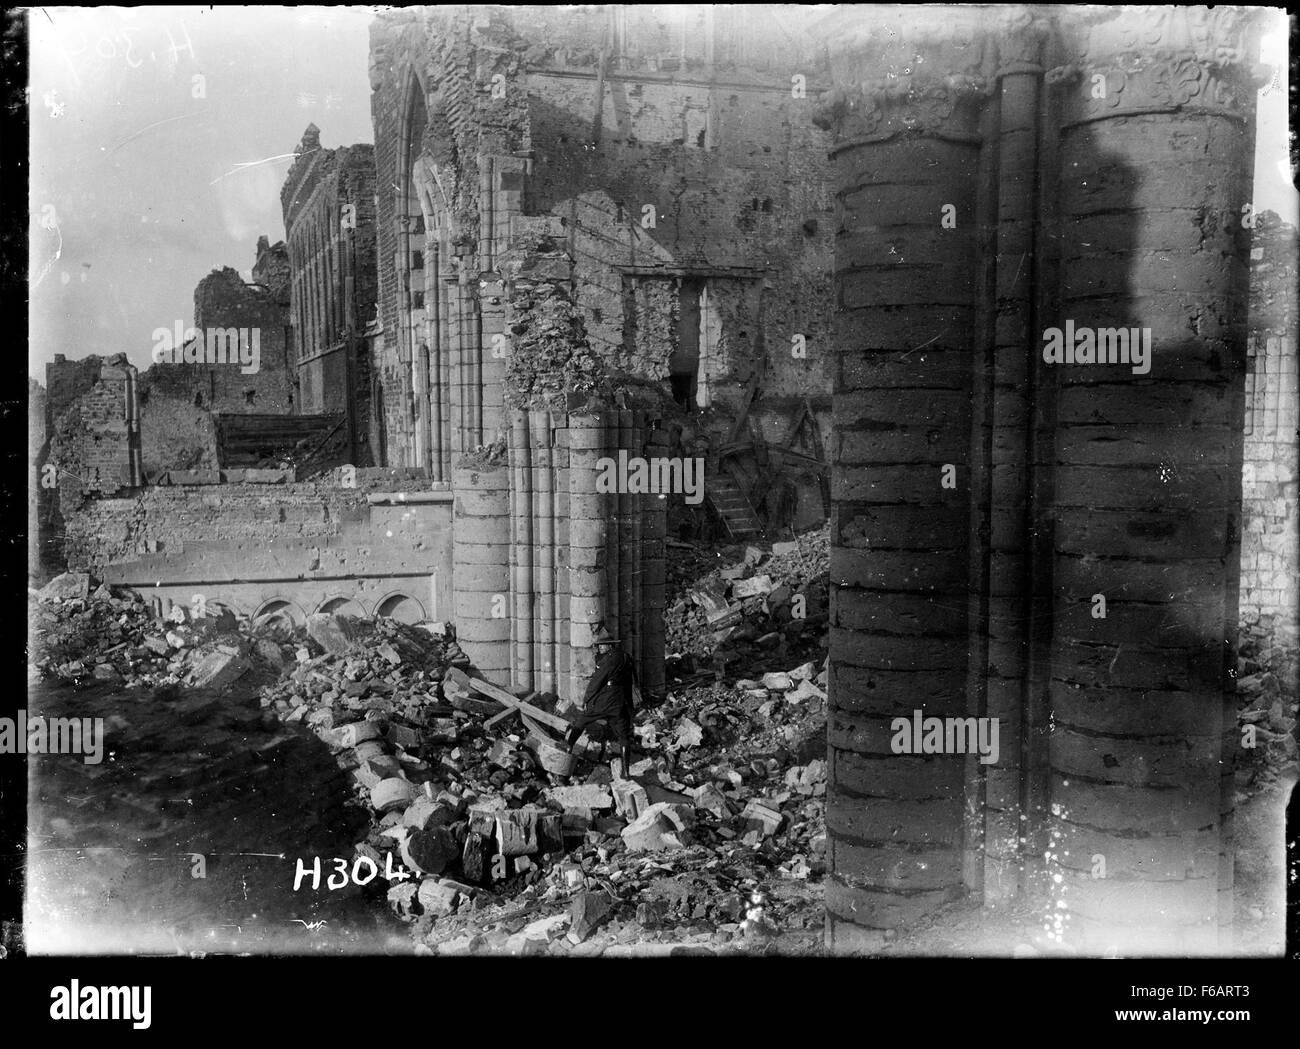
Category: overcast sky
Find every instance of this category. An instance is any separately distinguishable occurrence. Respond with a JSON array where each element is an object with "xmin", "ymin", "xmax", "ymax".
[
  {"xmin": 28, "ymin": 6, "xmax": 375, "ymax": 379},
  {"xmin": 26, "ymin": 6, "xmax": 1297, "ymax": 381}
]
